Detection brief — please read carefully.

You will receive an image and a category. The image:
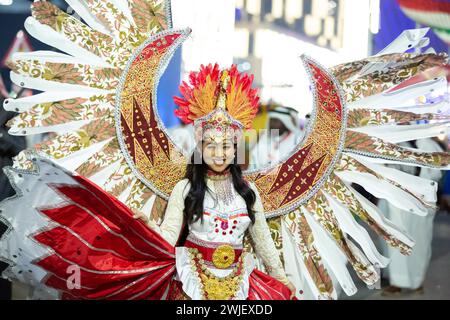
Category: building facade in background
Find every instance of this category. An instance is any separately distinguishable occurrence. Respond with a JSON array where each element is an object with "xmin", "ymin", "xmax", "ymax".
[{"xmin": 232, "ymin": 0, "xmax": 377, "ymax": 115}]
